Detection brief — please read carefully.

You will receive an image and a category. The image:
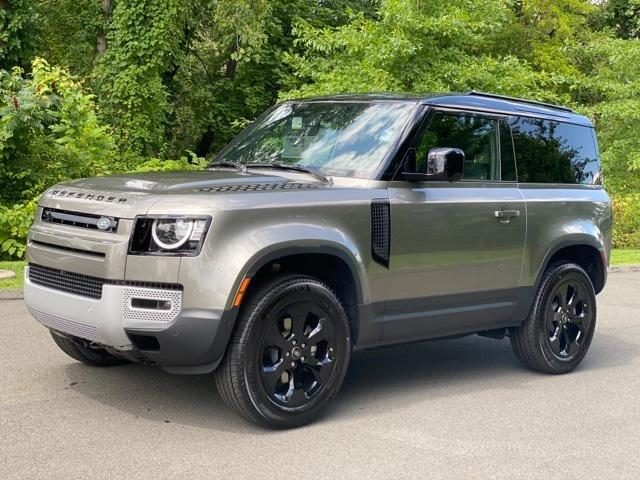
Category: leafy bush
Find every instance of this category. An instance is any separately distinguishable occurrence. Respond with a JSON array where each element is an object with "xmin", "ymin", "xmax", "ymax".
[
  {"xmin": 0, "ymin": 59, "xmax": 207, "ymax": 259},
  {"xmin": 612, "ymin": 194, "xmax": 640, "ymax": 248}
]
